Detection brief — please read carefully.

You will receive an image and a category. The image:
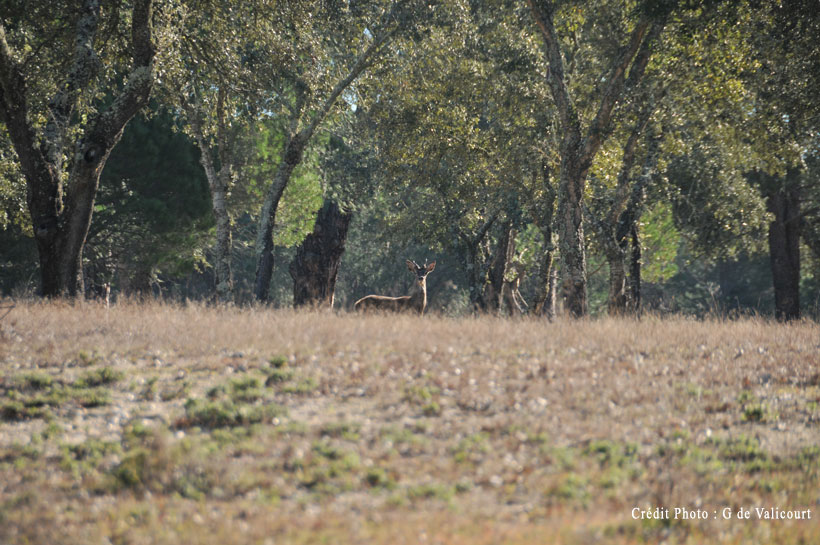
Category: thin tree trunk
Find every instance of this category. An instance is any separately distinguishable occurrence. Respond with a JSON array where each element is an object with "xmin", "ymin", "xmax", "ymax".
[
  {"xmin": 211, "ymin": 170, "xmax": 233, "ymax": 302},
  {"xmin": 606, "ymin": 249, "xmax": 628, "ymax": 314},
  {"xmin": 484, "ymin": 222, "xmax": 515, "ymax": 313},
  {"xmin": 253, "ymin": 137, "xmax": 304, "ymax": 302},
  {"xmin": 531, "ymin": 162, "xmax": 557, "ymax": 319},
  {"xmin": 767, "ymin": 182, "xmax": 801, "ymax": 321},
  {"xmin": 628, "ymin": 222, "xmax": 642, "ymax": 315},
  {"xmin": 546, "ymin": 264, "xmax": 558, "ymax": 319},
  {"xmin": 532, "ymin": 247, "xmax": 554, "ymax": 317},
  {"xmin": 186, "ymin": 87, "xmax": 235, "ymax": 303},
  {"xmin": 464, "ymin": 242, "xmax": 487, "ymax": 312},
  {"xmin": 289, "ymin": 199, "xmax": 353, "ymax": 309}
]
